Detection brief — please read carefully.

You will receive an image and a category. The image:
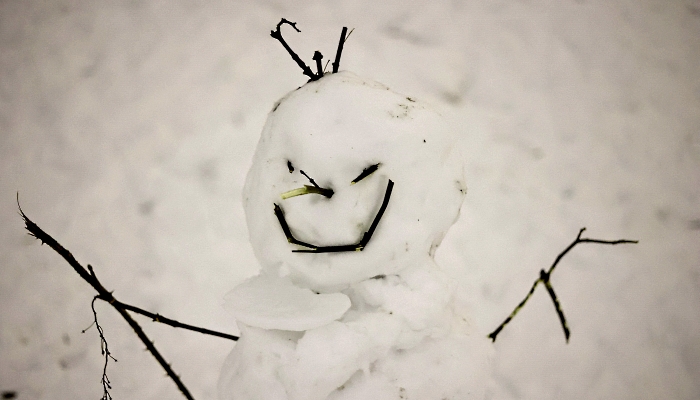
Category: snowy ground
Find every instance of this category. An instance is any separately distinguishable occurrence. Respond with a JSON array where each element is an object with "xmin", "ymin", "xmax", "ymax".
[{"xmin": 1, "ymin": 0, "xmax": 699, "ymax": 399}]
